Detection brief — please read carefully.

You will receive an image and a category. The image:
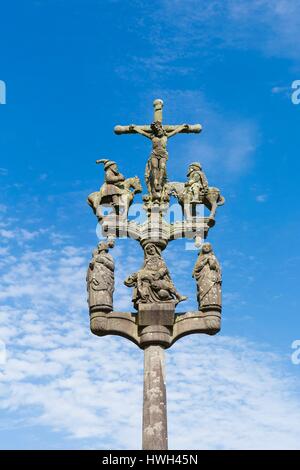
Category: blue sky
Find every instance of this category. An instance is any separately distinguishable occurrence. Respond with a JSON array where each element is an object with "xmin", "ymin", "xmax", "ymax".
[{"xmin": 1, "ymin": 0, "xmax": 300, "ymax": 449}]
